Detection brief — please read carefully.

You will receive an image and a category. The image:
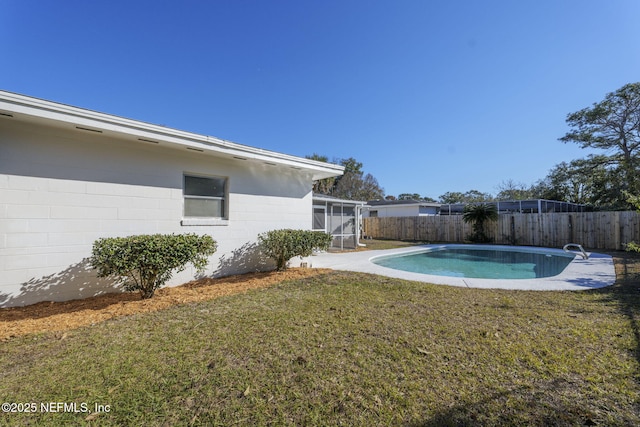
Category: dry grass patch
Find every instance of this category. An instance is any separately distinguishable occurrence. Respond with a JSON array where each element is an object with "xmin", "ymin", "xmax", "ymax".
[
  {"xmin": 1, "ymin": 251, "xmax": 639, "ymax": 426},
  {"xmin": 0, "ymin": 268, "xmax": 330, "ymax": 341}
]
